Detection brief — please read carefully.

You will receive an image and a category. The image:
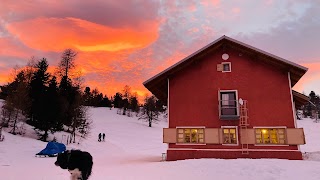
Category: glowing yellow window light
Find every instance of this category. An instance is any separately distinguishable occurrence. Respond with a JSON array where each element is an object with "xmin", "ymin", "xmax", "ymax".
[{"xmin": 261, "ymin": 129, "xmax": 267, "ymax": 134}]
